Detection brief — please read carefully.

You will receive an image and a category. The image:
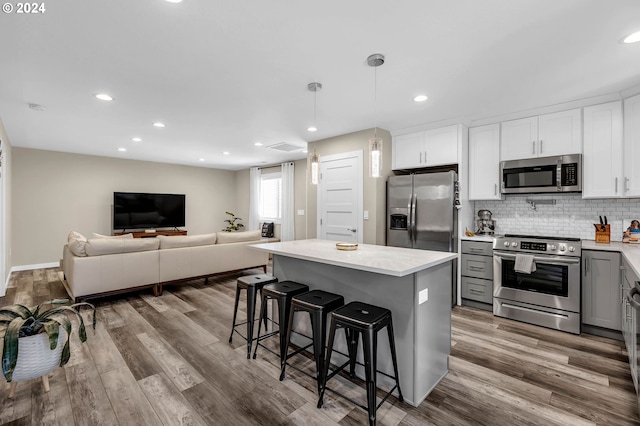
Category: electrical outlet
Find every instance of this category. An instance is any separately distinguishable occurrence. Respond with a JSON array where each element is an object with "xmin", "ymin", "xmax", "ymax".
[
  {"xmin": 419, "ymin": 288, "xmax": 428, "ymax": 304},
  {"xmin": 297, "ymin": 209, "xmax": 305, "ymax": 216}
]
